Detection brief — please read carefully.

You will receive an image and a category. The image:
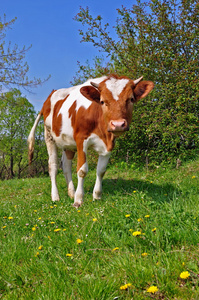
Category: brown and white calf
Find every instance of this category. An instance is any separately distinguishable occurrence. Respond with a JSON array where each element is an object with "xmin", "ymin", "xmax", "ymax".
[{"xmin": 28, "ymin": 74, "xmax": 154, "ymax": 207}]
